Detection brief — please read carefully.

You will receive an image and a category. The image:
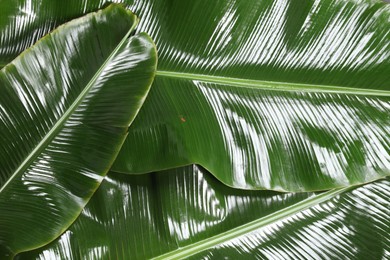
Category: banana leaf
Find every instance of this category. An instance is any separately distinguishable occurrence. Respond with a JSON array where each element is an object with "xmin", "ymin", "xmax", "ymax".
[
  {"xmin": 111, "ymin": 0, "xmax": 390, "ymax": 191},
  {"xmin": 0, "ymin": 1, "xmax": 389, "ymax": 257},
  {"xmin": 17, "ymin": 166, "xmax": 389, "ymax": 259},
  {"xmin": 4, "ymin": 0, "xmax": 390, "ymax": 191},
  {"xmin": 0, "ymin": 5, "xmax": 156, "ymax": 258},
  {"xmin": 1, "ymin": 1, "xmax": 389, "ymax": 191}
]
